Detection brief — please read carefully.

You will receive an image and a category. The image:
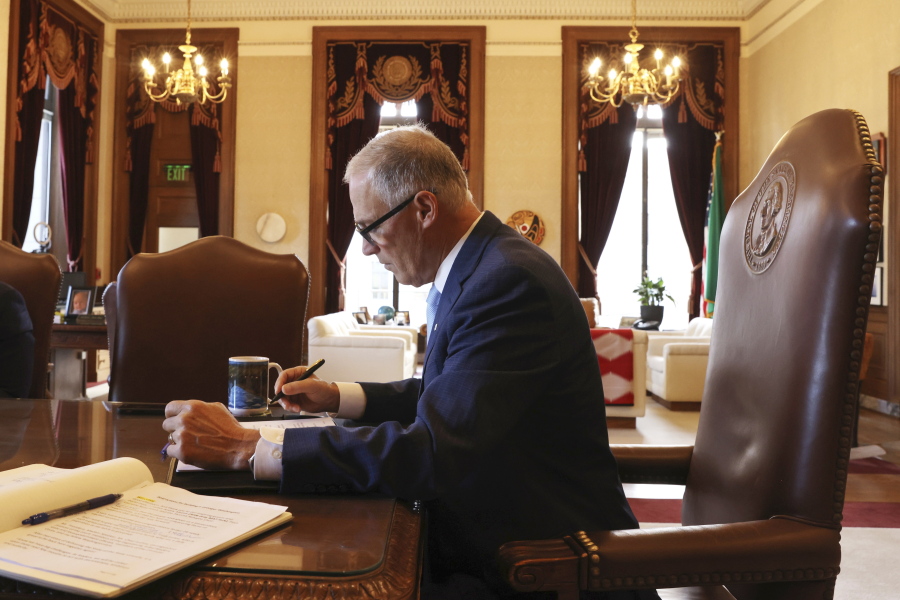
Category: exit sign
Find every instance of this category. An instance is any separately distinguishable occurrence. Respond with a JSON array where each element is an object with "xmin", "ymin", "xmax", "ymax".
[{"xmin": 165, "ymin": 164, "xmax": 191, "ymax": 182}]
